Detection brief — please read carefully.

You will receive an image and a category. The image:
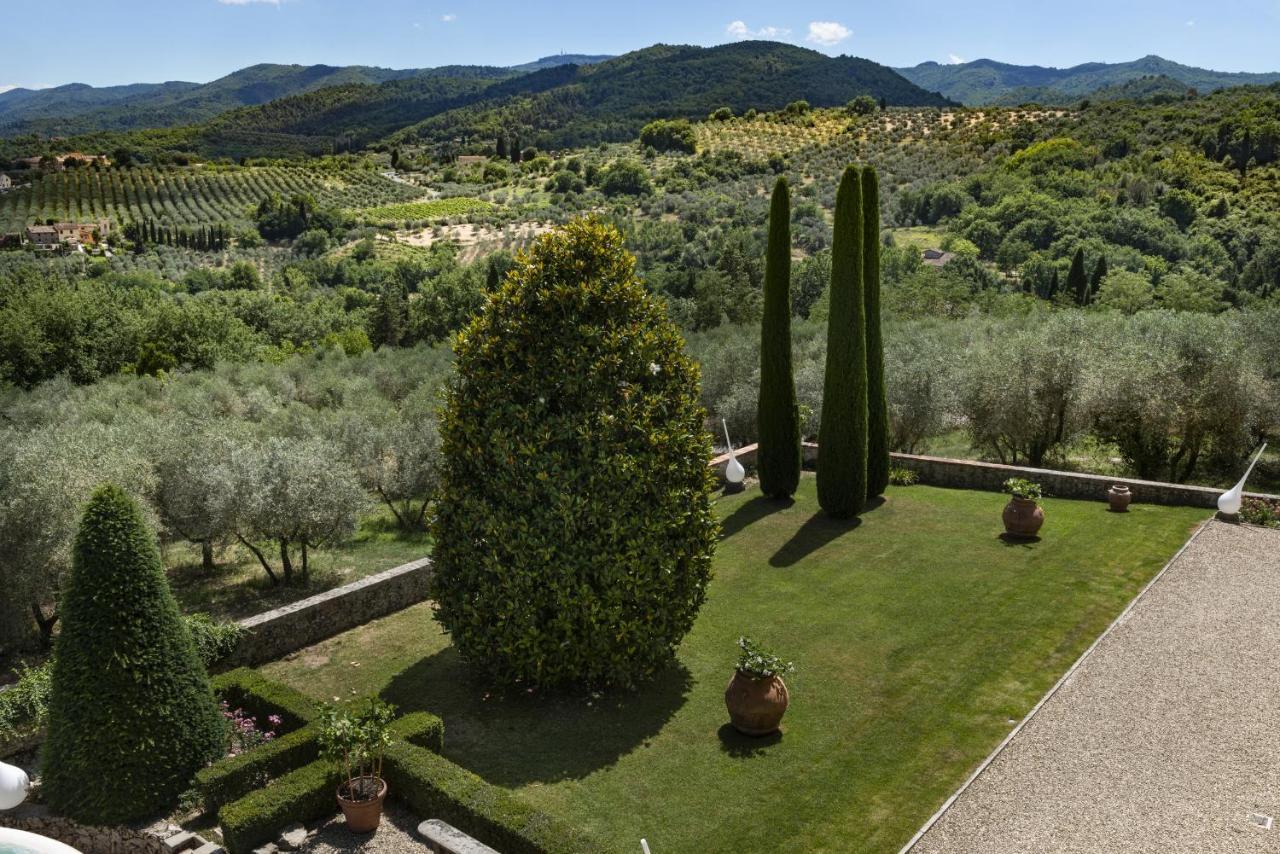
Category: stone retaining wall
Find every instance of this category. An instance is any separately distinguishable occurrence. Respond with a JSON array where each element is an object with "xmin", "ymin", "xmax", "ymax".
[
  {"xmin": 709, "ymin": 444, "xmax": 1277, "ymax": 509},
  {"xmin": 0, "ymin": 805, "xmax": 168, "ymax": 853},
  {"xmin": 223, "ymin": 557, "xmax": 433, "ymax": 668}
]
